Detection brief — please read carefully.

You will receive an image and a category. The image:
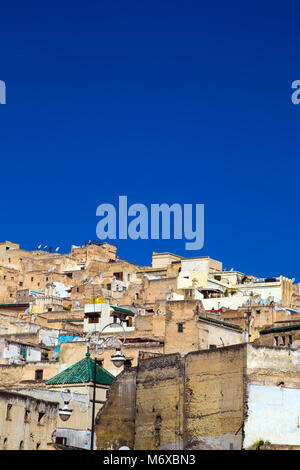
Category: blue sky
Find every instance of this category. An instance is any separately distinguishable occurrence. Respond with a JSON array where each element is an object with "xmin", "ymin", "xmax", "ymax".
[{"xmin": 0, "ymin": 1, "xmax": 300, "ymax": 279}]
